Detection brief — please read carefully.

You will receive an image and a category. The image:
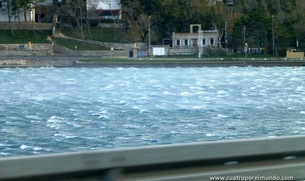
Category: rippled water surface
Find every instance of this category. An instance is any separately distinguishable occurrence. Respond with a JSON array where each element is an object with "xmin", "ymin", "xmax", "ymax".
[{"xmin": 1, "ymin": 66, "xmax": 305, "ymax": 157}]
